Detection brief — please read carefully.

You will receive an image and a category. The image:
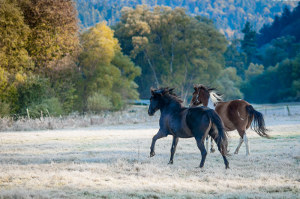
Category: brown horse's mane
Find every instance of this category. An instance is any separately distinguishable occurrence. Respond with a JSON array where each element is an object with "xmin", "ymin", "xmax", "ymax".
[{"xmin": 195, "ymin": 84, "xmax": 223, "ymax": 102}]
